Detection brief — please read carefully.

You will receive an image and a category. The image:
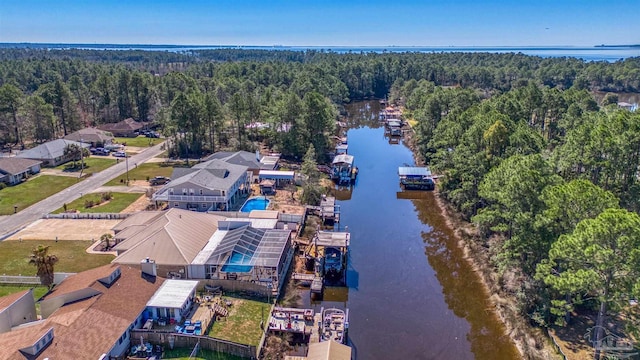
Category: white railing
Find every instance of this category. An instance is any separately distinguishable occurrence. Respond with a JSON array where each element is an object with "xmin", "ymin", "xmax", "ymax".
[{"xmin": 154, "ymin": 194, "xmax": 227, "ymax": 202}]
